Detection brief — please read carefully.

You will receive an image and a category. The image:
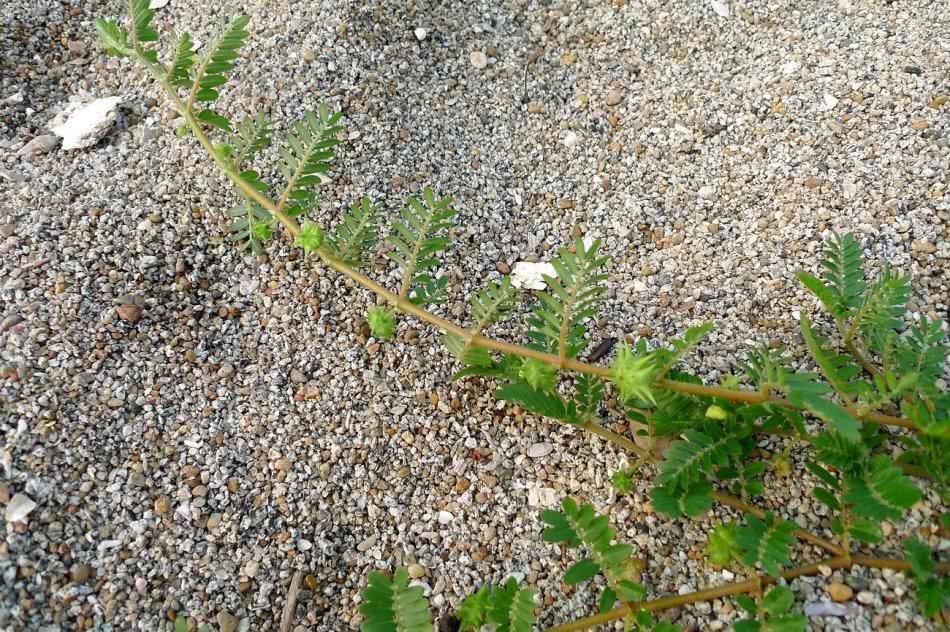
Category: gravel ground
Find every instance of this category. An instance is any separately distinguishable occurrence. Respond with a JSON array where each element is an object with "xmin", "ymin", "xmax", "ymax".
[{"xmin": 1, "ymin": 0, "xmax": 948, "ymax": 630}]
